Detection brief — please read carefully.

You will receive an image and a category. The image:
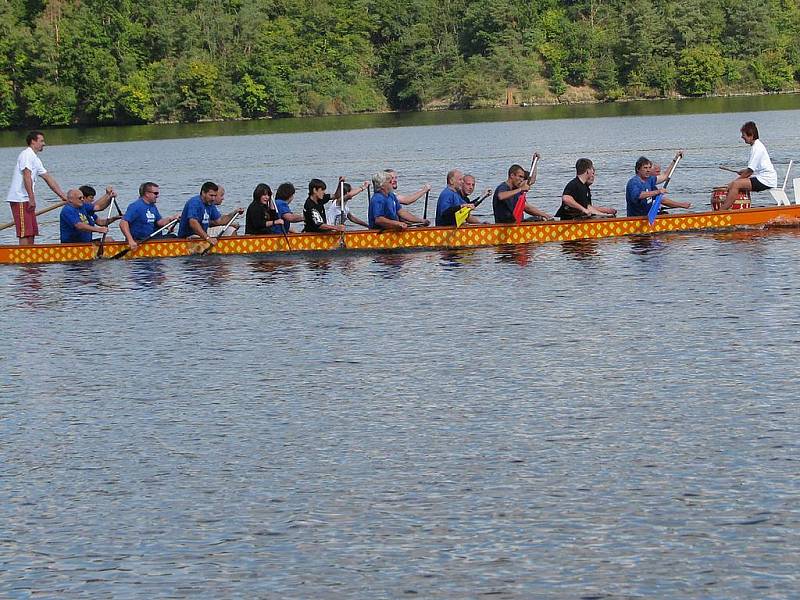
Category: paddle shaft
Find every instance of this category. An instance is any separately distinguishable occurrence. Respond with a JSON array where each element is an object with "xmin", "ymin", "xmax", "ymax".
[
  {"xmin": 202, "ymin": 211, "xmax": 241, "ymax": 255},
  {"xmin": 423, "ymin": 190, "xmax": 430, "ymax": 220},
  {"xmin": 719, "ymin": 165, "xmax": 739, "ymax": 174},
  {"xmin": 111, "ymin": 217, "xmax": 179, "ymax": 259},
  {"xmin": 272, "ymin": 197, "xmax": 292, "ymax": 252},
  {"xmin": 0, "ymin": 200, "xmax": 65, "ymax": 232},
  {"xmin": 96, "ymin": 199, "xmax": 116, "ymax": 258}
]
